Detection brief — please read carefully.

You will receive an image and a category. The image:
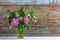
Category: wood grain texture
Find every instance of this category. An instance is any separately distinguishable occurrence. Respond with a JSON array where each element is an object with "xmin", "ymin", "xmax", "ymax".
[{"xmin": 0, "ymin": 5, "xmax": 60, "ymax": 36}]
